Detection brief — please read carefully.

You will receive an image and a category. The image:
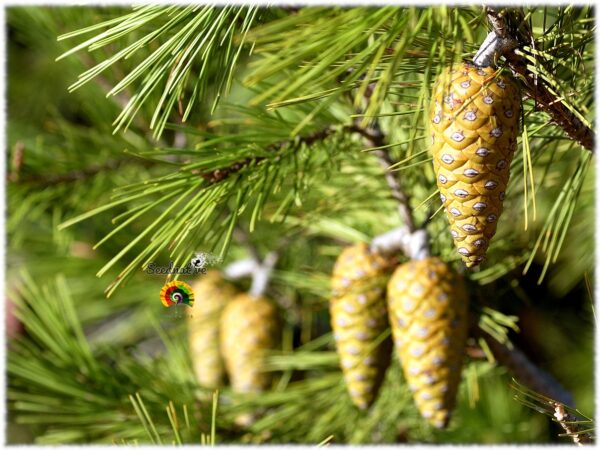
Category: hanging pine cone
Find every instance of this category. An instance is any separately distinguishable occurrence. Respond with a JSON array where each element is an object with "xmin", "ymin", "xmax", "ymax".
[
  {"xmin": 220, "ymin": 293, "xmax": 280, "ymax": 393},
  {"xmin": 330, "ymin": 242, "xmax": 395, "ymax": 410},
  {"xmin": 387, "ymin": 257, "xmax": 468, "ymax": 428},
  {"xmin": 188, "ymin": 271, "xmax": 238, "ymax": 389},
  {"xmin": 430, "ymin": 62, "xmax": 521, "ymax": 267}
]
